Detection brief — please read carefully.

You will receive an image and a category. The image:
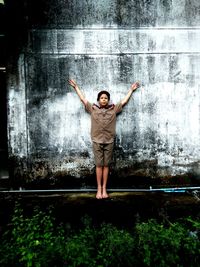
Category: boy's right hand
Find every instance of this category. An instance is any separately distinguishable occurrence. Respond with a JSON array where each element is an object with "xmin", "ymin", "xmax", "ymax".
[{"xmin": 68, "ymin": 79, "xmax": 78, "ymax": 89}]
